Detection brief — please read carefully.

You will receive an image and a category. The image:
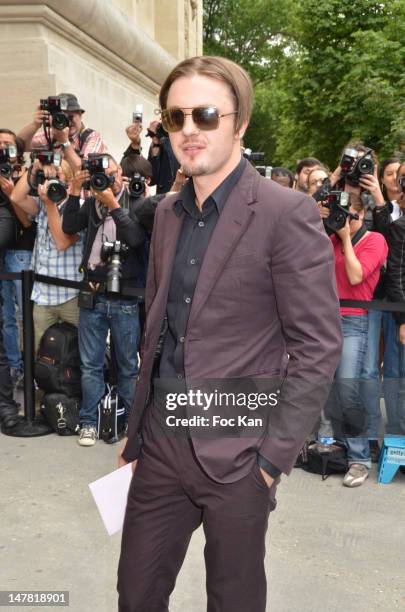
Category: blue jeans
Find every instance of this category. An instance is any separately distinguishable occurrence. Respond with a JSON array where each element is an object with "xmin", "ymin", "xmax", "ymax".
[
  {"xmin": 78, "ymin": 296, "xmax": 140, "ymax": 427},
  {"xmin": 0, "ymin": 250, "xmax": 32, "ymax": 370},
  {"xmin": 381, "ymin": 313, "xmax": 405, "ymax": 435},
  {"xmin": 322, "ymin": 315, "xmax": 371, "ymax": 467}
]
